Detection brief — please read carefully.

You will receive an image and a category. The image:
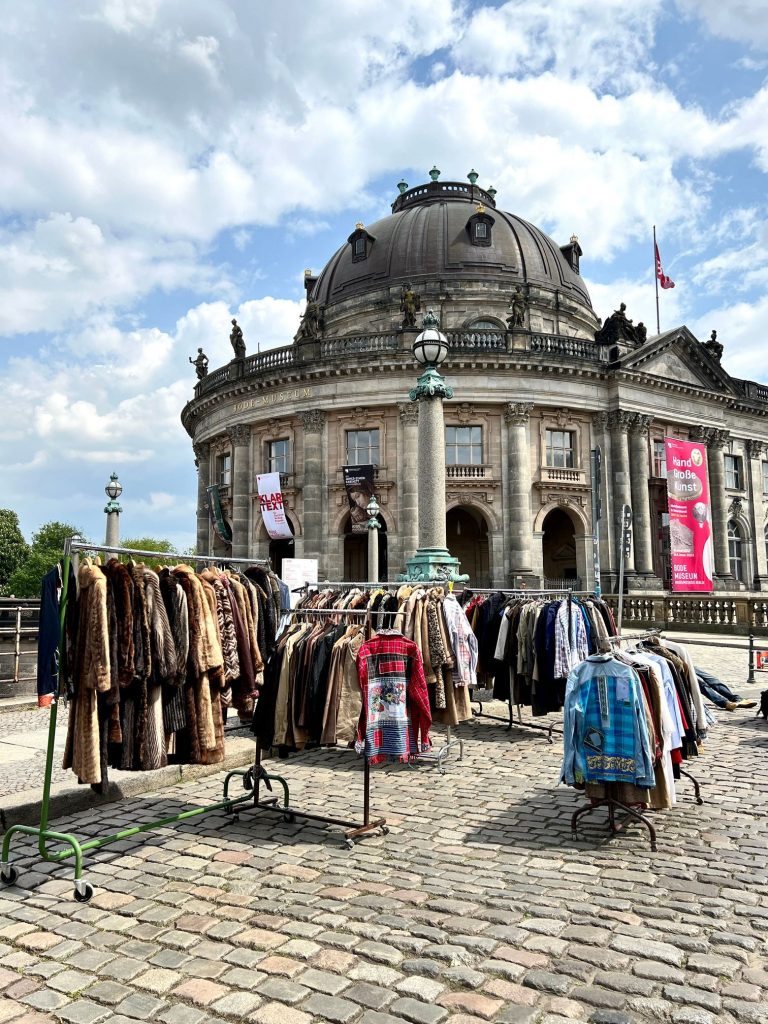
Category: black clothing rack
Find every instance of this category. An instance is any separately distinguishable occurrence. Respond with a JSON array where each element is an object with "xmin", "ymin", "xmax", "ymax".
[
  {"xmin": 248, "ymin": 605, "xmax": 387, "ymax": 848},
  {"xmin": 466, "ymin": 587, "xmax": 579, "ymax": 742}
]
